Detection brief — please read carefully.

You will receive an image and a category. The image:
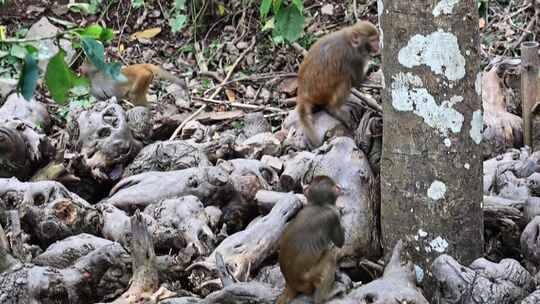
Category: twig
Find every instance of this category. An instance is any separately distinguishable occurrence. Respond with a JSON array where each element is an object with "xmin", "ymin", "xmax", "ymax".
[
  {"xmin": 192, "ymin": 96, "xmax": 287, "ymax": 113},
  {"xmin": 219, "ymin": 37, "xmax": 257, "ymax": 94},
  {"xmin": 198, "ymin": 70, "xmax": 225, "ymax": 83},
  {"xmin": 168, "ymin": 104, "xmax": 207, "ymax": 140},
  {"xmin": 117, "ymin": 2, "xmax": 133, "ymax": 50},
  {"xmin": 353, "ymin": 0, "xmax": 359, "ymax": 21},
  {"xmin": 292, "ymin": 42, "xmax": 308, "ymax": 56},
  {"xmin": 2, "ymin": 32, "xmax": 67, "ymax": 43},
  {"xmin": 97, "ymin": 0, "xmax": 115, "ymax": 23},
  {"xmin": 512, "ymin": 8, "xmax": 539, "ymax": 49},
  {"xmin": 170, "ymin": 37, "xmax": 258, "ymax": 140},
  {"xmin": 202, "ymin": 72, "xmax": 297, "ymax": 95},
  {"xmin": 351, "ymin": 88, "xmax": 383, "ymax": 112},
  {"xmin": 503, "ymin": 3, "xmax": 532, "ymax": 21}
]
